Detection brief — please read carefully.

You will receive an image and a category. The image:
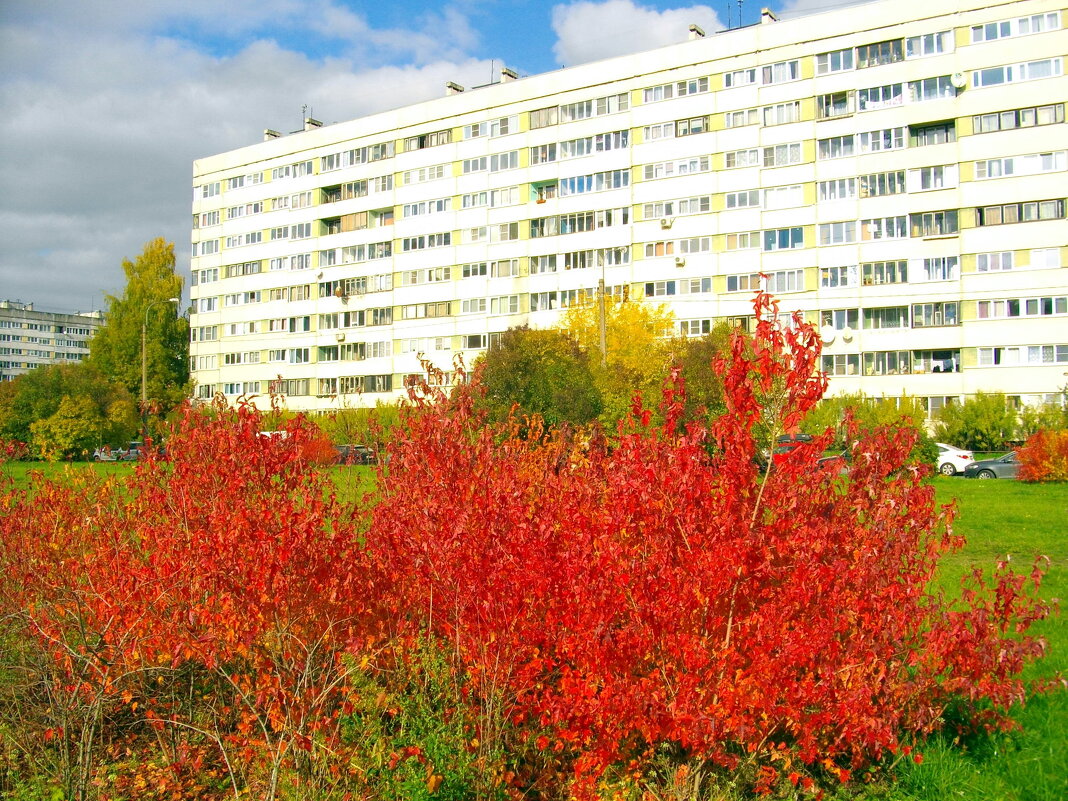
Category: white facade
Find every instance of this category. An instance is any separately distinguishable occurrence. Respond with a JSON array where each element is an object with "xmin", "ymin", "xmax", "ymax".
[
  {"xmin": 190, "ymin": 0, "xmax": 1068, "ymax": 415},
  {"xmin": 0, "ymin": 300, "xmax": 102, "ymax": 382}
]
